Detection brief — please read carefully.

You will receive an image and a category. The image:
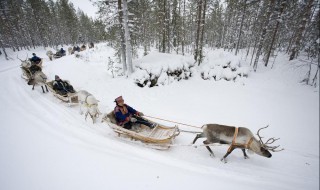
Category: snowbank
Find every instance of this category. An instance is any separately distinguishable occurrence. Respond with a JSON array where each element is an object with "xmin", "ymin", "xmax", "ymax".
[{"xmin": 132, "ymin": 52, "xmax": 194, "ymax": 87}]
